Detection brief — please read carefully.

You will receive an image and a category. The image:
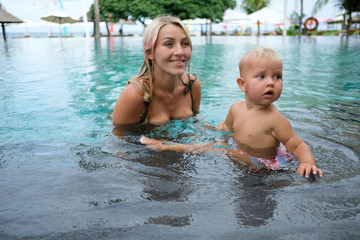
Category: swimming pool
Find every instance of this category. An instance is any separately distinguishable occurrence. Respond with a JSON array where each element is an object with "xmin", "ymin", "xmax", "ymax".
[{"xmin": 1, "ymin": 36, "xmax": 359, "ymax": 239}]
